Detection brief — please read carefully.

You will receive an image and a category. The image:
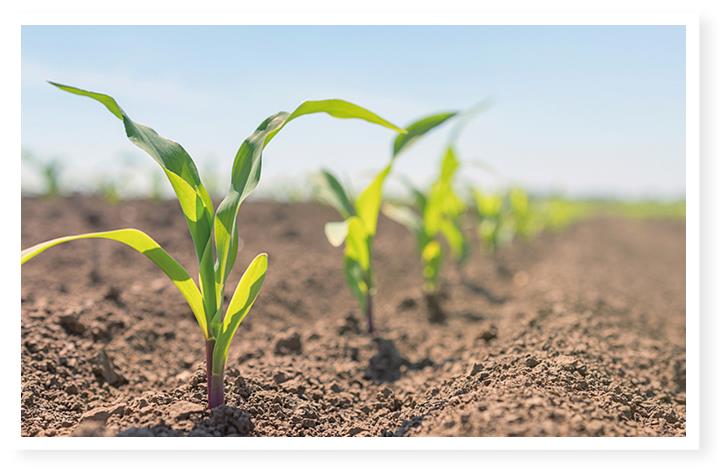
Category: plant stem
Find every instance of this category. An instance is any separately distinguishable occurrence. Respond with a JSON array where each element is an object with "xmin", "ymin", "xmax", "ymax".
[
  {"xmin": 366, "ymin": 292, "xmax": 374, "ymax": 334},
  {"xmin": 205, "ymin": 339, "xmax": 225, "ymax": 409},
  {"xmin": 424, "ymin": 289, "xmax": 447, "ymax": 324},
  {"xmin": 209, "ymin": 372, "xmax": 225, "ymax": 409}
]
